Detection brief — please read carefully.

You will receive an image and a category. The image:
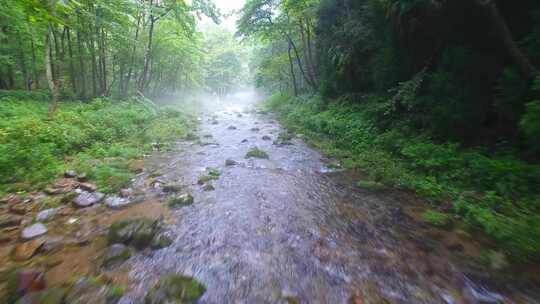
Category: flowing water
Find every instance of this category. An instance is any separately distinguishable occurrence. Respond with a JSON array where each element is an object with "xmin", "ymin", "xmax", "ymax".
[{"xmin": 124, "ymin": 92, "xmax": 538, "ymax": 303}]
